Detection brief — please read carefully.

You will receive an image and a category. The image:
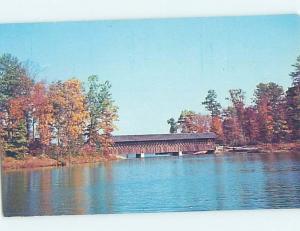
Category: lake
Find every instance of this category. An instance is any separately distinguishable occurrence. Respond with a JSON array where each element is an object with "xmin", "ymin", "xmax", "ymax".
[{"xmin": 2, "ymin": 152, "xmax": 300, "ymax": 216}]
